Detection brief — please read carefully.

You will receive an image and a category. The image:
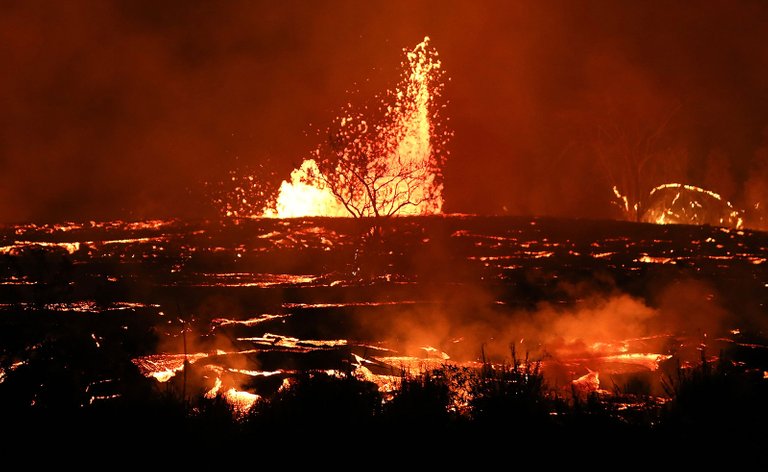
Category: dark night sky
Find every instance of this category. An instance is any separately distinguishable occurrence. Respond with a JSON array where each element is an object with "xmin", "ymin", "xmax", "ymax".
[{"xmin": 1, "ymin": 0, "xmax": 767, "ymax": 222}]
